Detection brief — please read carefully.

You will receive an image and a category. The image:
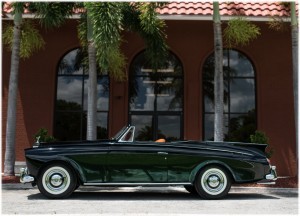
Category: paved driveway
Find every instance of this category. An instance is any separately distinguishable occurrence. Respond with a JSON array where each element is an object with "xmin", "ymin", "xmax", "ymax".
[{"xmin": 2, "ymin": 184, "xmax": 298, "ymax": 215}]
